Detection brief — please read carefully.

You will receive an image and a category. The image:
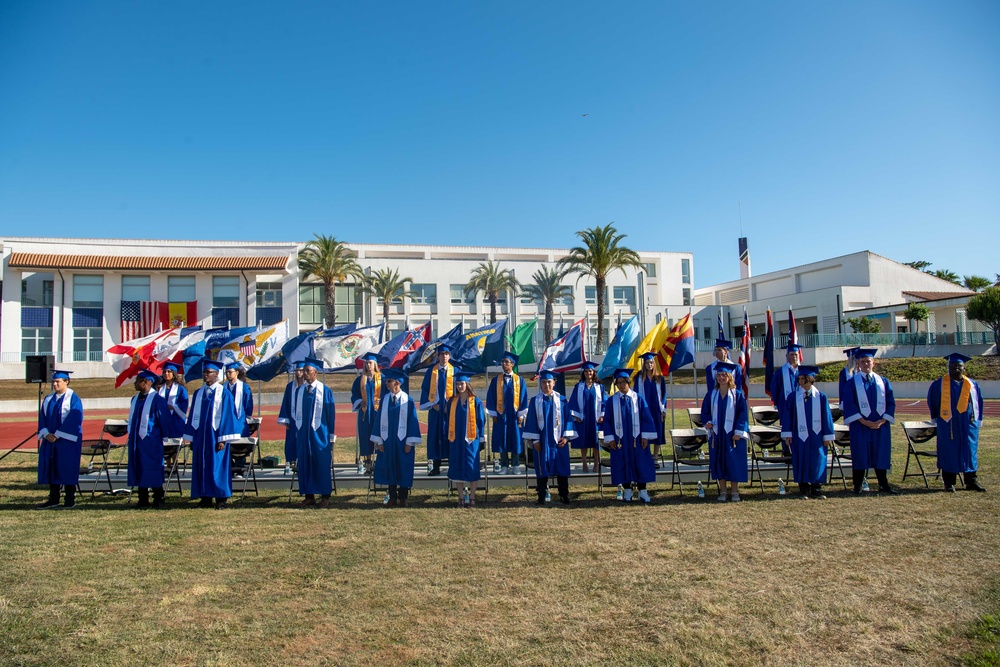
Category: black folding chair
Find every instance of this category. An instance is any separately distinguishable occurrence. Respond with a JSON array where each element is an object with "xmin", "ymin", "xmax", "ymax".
[
  {"xmin": 668, "ymin": 428, "xmax": 710, "ymax": 494},
  {"xmin": 162, "ymin": 438, "xmax": 189, "ymax": 496},
  {"xmin": 750, "ymin": 406, "xmax": 780, "ymax": 427},
  {"xmin": 686, "ymin": 408, "xmax": 703, "ymax": 428},
  {"xmin": 229, "ymin": 438, "xmax": 259, "ymax": 500},
  {"xmin": 749, "ymin": 425, "xmax": 792, "ymax": 492},
  {"xmin": 89, "ymin": 419, "xmax": 130, "ymax": 497},
  {"xmin": 901, "ymin": 421, "xmax": 947, "ymax": 488},
  {"xmin": 830, "ymin": 403, "xmax": 844, "ymax": 423},
  {"xmin": 828, "ymin": 424, "xmax": 853, "ymax": 489}
]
